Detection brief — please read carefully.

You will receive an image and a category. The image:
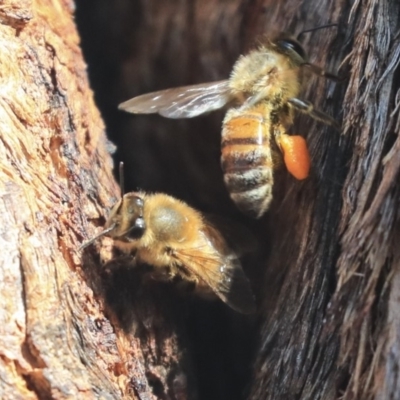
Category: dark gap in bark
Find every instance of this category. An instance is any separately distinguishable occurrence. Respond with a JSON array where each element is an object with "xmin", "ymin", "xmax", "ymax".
[{"xmin": 75, "ymin": 2, "xmax": 258, "ymax": 399}]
